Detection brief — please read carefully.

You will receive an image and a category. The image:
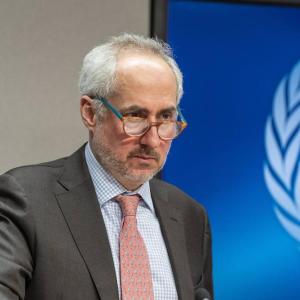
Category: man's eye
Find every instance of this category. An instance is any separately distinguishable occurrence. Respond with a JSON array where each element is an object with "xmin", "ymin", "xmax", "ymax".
[
  {"xmin": 129, "ymin": 112, "xmax": 140, "ymax": 117},
  {"xmin": 125, "ymin": 112, "xmax": 145, "ymax": 118},
  {"xmin": 161, "ymin": 112, "xmax": 175, "ymax": 120}
]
